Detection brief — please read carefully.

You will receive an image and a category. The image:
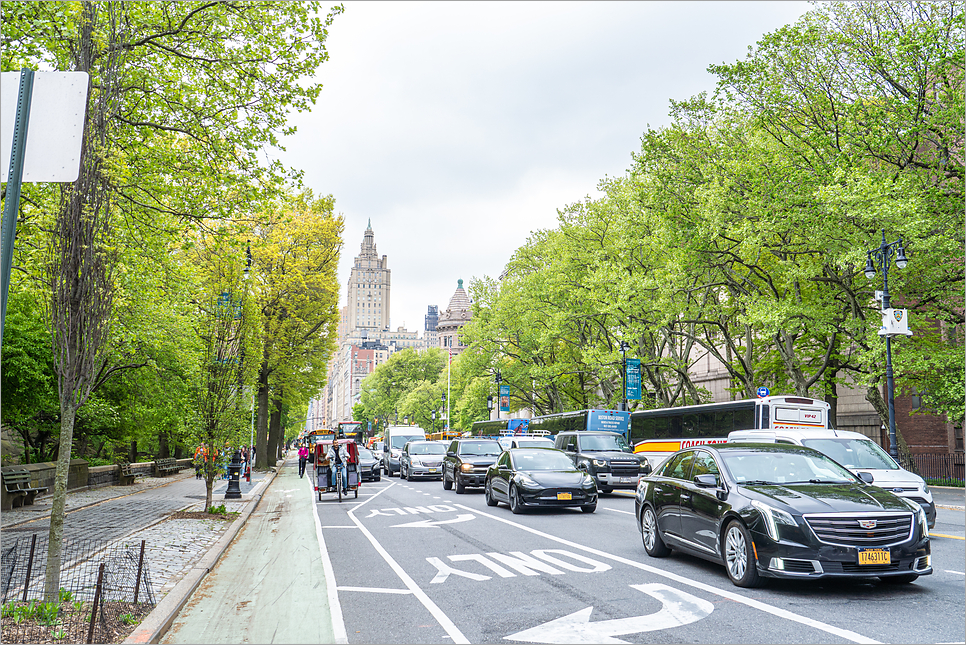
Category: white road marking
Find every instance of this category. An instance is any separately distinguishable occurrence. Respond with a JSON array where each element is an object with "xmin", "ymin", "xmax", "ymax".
[
  {"xmin": 453, "ymin": 503, "xmax": 880, "ymax": 645},
  {"xmin": 945, "ymin": 570, "xmax": 965, "ymax": 575},
  {"xmin": 391, "ymin": 514, "xmax": 476, "ymax": 528},
  {"xmin": 336, "ymin": 586, "xmax": 413, "ymax": 594},
  {"xmin": 603, "ymin": 507, "xmax": 635, "ymax": 515},
  {"xmin": 311, "ymin": 481, "xmax": 348, "ymax": 644},
  {"xmin": 348, "ymin": 484, "xmax": 469, "ymax": 643},
  {"xmin": 505, "ymin": 583, "xmax": 714, "ymax": 644},
  {"xmin": 322, "ymin": 525, "xmax": 360, "ymax": 529}
]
